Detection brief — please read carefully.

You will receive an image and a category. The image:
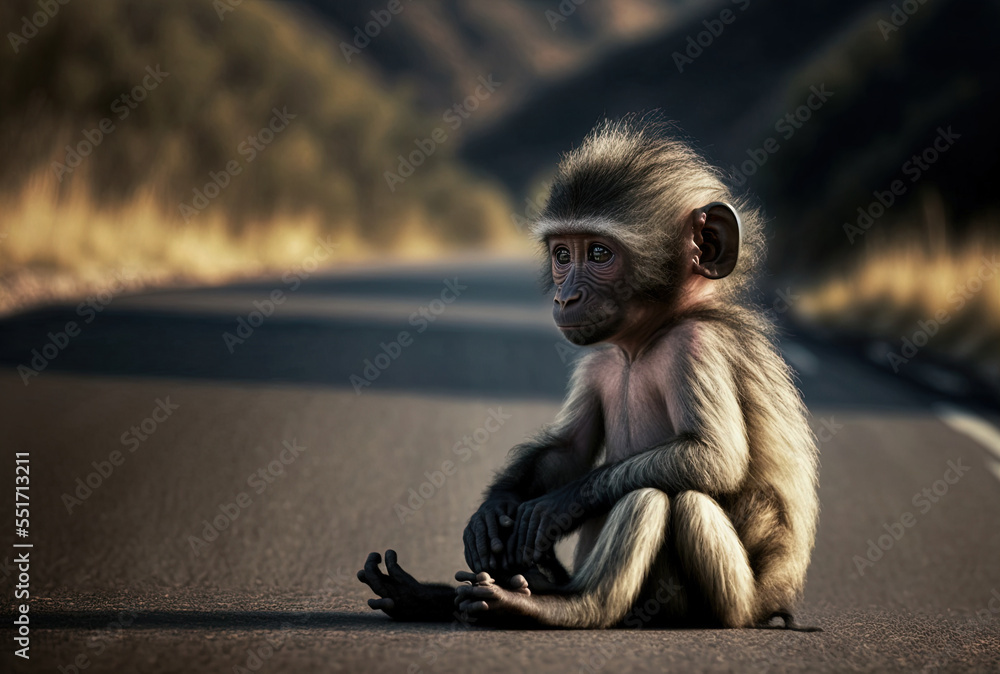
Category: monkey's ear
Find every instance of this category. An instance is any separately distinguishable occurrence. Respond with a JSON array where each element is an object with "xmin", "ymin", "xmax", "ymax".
[{"xmin": 692, "ymin": 202, "xmax": 741, "ymax": 280}]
